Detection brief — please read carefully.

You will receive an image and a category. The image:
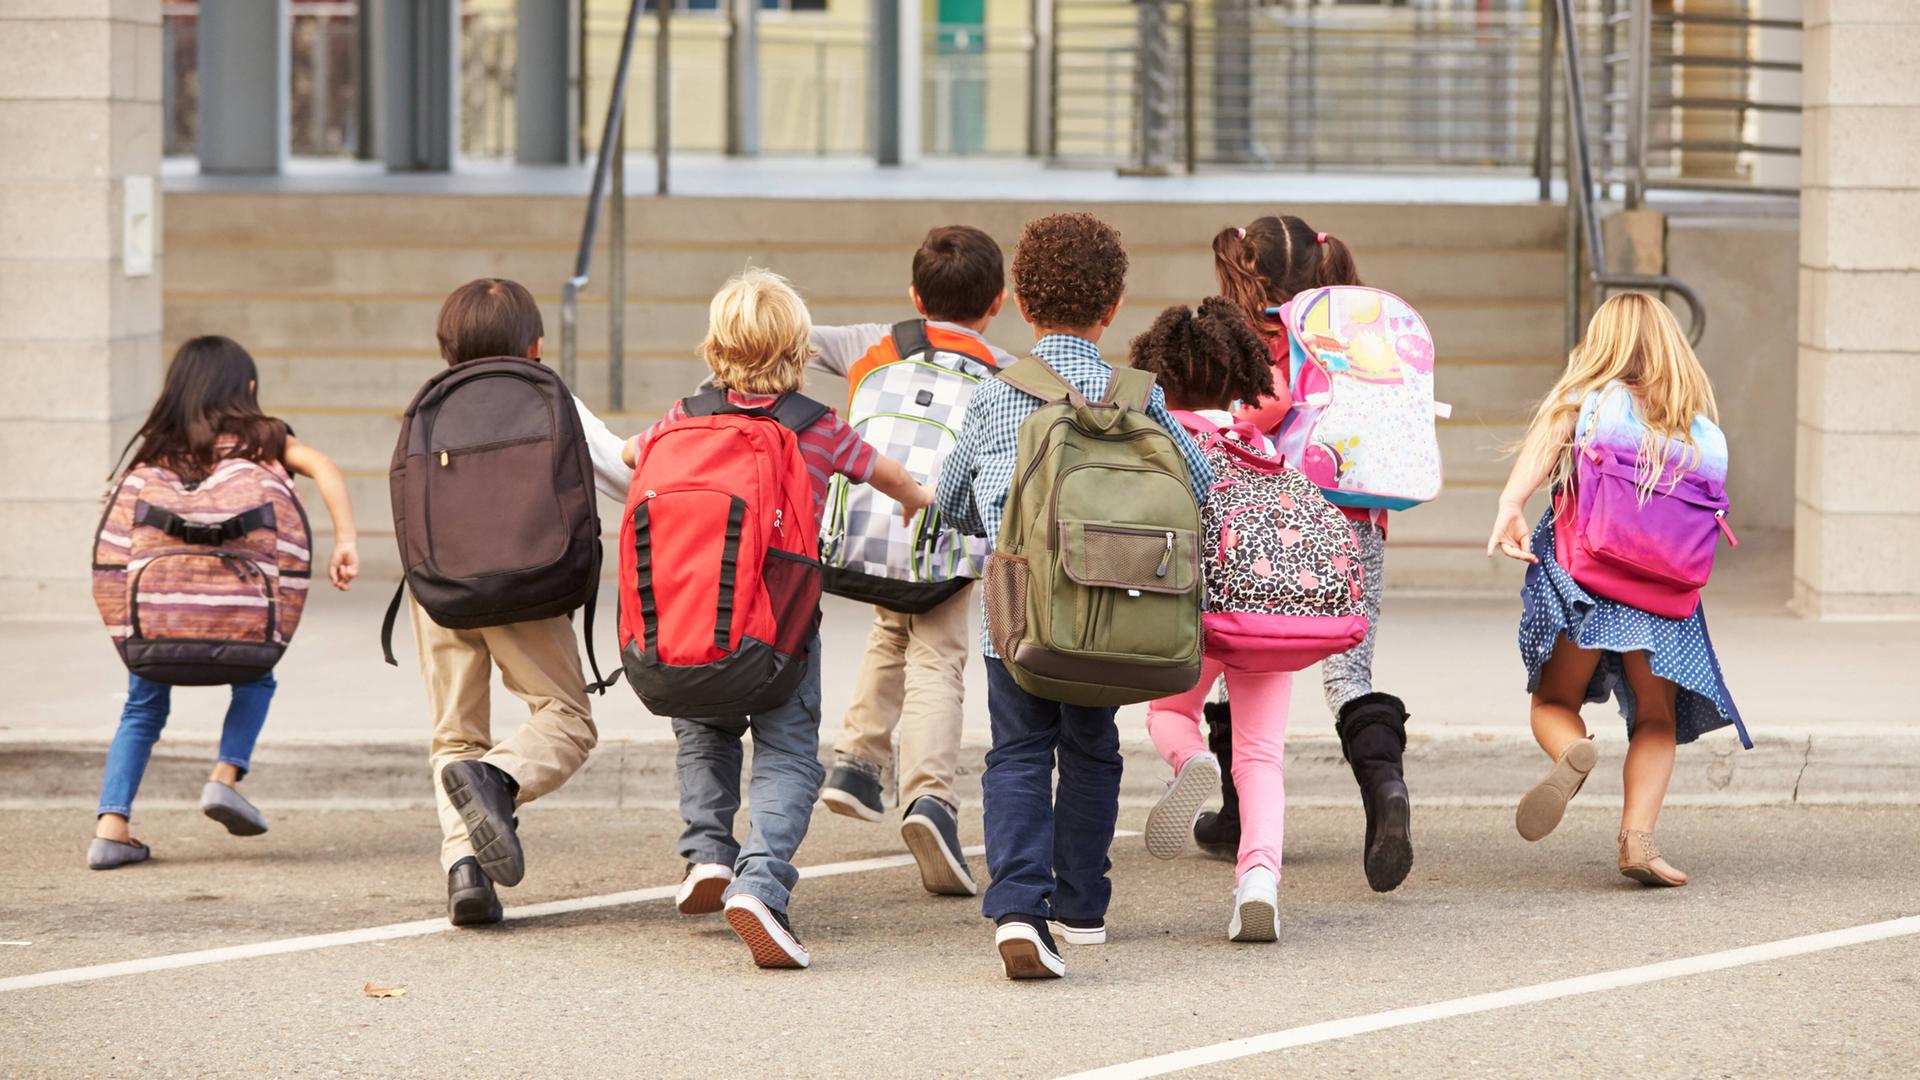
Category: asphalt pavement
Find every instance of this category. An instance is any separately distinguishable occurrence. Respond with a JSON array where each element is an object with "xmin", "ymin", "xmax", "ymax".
[{"xmin": 4, "ymin": 802, "xmax": 1918, "ymax": 1077}]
